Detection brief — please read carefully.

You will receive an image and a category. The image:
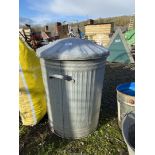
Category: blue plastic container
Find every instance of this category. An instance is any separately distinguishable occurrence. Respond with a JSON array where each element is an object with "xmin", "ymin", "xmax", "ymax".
[
  {"xmin": 116, "ymin": 82, "xmax": 135, "ymax": 128},
  {"xmin": 116, "ymin": 82, "xmax": 135, "ymax": 97}
]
